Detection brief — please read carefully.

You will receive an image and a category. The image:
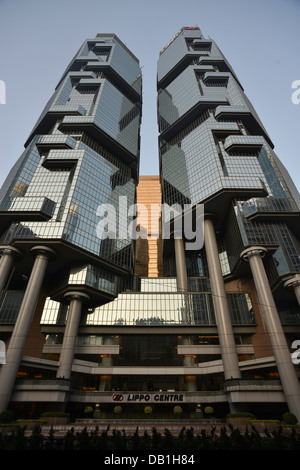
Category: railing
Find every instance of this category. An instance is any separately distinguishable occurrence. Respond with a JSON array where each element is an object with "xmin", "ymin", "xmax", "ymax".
[{"xmin": 242, "ymin": 197, "xmax": 299, "ymax": 218}]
